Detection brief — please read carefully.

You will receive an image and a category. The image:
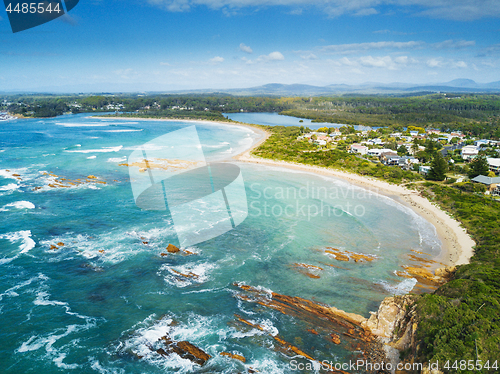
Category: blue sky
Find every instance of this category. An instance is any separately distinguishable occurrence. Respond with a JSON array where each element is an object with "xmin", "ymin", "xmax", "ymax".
[{"xmin": 1, "ymin": 0, "xmax": 499, "ymax": 91}]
